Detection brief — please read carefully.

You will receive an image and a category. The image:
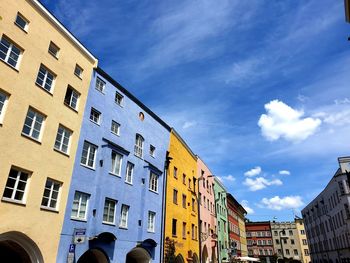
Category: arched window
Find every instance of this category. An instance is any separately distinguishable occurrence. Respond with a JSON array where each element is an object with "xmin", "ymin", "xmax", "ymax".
[{"xmin": 134, "ymin": 134, "xmax": 144, "ymax": 158}]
